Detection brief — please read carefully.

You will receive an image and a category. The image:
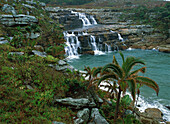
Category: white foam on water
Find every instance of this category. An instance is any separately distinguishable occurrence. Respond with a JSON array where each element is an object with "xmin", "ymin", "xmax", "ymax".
[{"xmin": 98, "ymin": 82, "xmax": 170, "ymax": 122}]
